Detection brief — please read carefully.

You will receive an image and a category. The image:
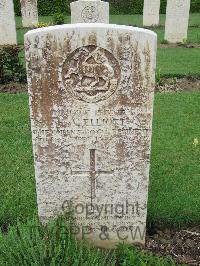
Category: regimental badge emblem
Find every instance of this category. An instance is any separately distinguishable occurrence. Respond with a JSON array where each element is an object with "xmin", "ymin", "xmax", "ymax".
[
  {"xmin": 62, "ymin": 45, "xmax": 121, "ymax": 103},
  {"xmin": 81, "ymin": 6, "xmax": 99, "ymax": 23}
]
